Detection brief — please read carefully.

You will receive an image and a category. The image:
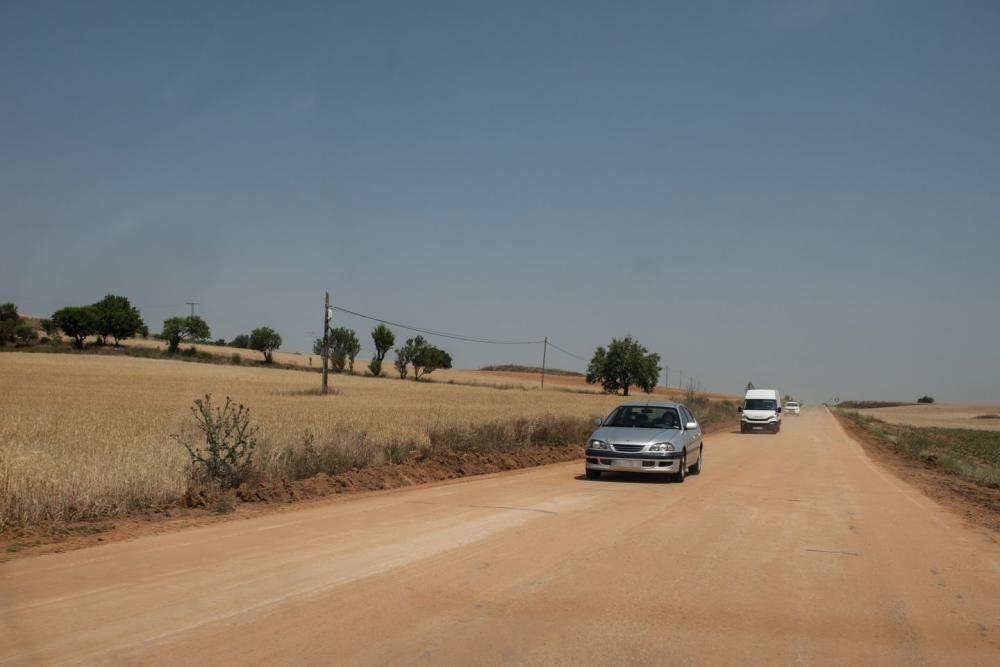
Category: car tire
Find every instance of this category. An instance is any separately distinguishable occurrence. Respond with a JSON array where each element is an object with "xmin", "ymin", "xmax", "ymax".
[
  {"xmin": 674, "ymin": 452, "xmax": 686, "ymax": 483},
  {"xmin": 585, "ymin": 469, "xmax": 602, "ymax": 481},
  {"xmin": 689, "ymin": 446, "xmax": 702, "ymax": 475}
]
